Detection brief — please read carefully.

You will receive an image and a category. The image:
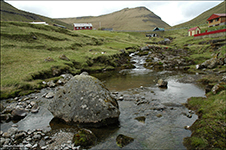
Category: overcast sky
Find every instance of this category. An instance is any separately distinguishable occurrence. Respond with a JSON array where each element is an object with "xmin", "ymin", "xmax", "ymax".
[{"xmin": 5, "ymin": 1, "xmax": 224, "ymax": 26}]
